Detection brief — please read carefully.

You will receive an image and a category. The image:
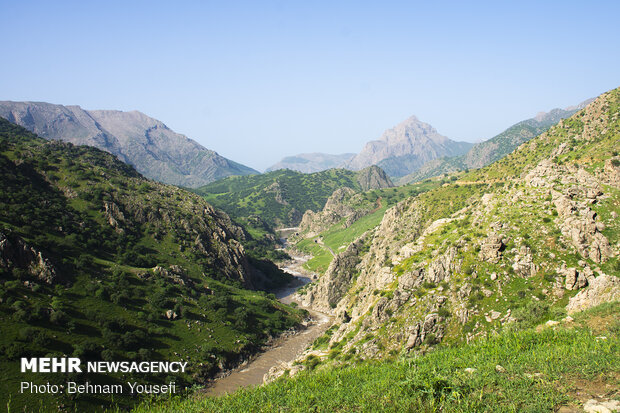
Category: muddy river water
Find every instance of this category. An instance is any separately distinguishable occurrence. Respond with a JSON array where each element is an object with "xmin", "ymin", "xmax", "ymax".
[{"xmin": 204, "ymin": 241, "xmax": 332, "ymax": 396}]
